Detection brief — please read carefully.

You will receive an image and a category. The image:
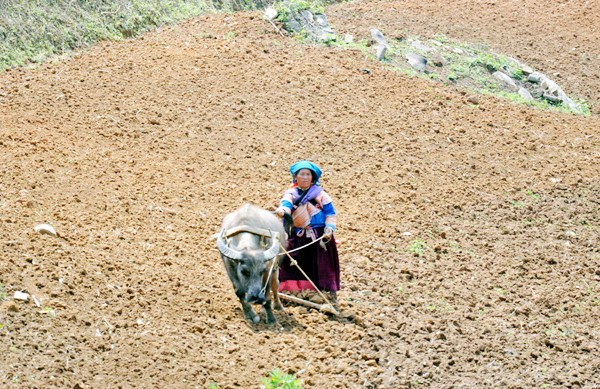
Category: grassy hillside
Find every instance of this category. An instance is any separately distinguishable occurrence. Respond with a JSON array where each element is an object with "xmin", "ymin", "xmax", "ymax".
[{"xmin": 0, "ymin": 0, "xmax": 267, "ymax": 70}]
